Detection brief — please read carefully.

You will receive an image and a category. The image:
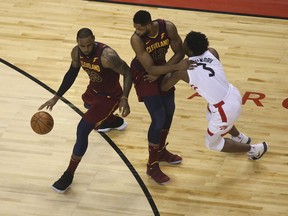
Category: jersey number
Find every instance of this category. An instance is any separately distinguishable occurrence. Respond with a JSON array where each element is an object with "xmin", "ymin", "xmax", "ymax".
[{"xmin": 197, "ymin": 63, "xmax": 215, "ymax": 77}]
